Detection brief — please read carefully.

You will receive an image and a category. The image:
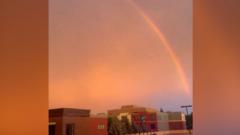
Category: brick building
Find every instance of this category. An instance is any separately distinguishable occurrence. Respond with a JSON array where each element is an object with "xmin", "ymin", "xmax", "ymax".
[
  {"xmin": 108, "ymin": 105, "xmax": 158, "ymax": 132},
  {"xmin": 167, "ymin": 112, "xmax": 186, "ymax": 130},
  {"xmin": 131, "ymin": 111, "xmax": 158, "ymax": 132},
  {"xmin": 49, "ymin": 108, "xmax": 107, "ymax": 135}
]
